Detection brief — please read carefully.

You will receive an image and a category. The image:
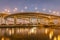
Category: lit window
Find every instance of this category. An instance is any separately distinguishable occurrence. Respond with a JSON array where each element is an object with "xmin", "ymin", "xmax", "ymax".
[
  {"xmin": 38, "ymin": 18, "xmax": 40, "ymax": 24},
  {"xmin": 6, "ymin": 18, "xmax": 14, "ymax": 25},
  {"xmin": 31, "ymin": 18, "xmax": 37, "ymax": 24},
  {"xmin": 53, "ymin": 19, "xmax": 58, "ymax": 24},
  {"xmin": 40, "ymin": 18, "xmax": 45, "ymax": 24}
]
